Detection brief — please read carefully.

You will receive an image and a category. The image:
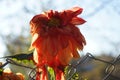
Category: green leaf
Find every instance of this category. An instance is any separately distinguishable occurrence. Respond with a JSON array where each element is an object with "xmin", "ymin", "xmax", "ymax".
[
  {"xmin": 0, "ymin": 69, "xmax": 3, "ymax": 75},
  {"xmin": 47, "ymin": 67, "xmax": 55, "ymax": 80}
]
